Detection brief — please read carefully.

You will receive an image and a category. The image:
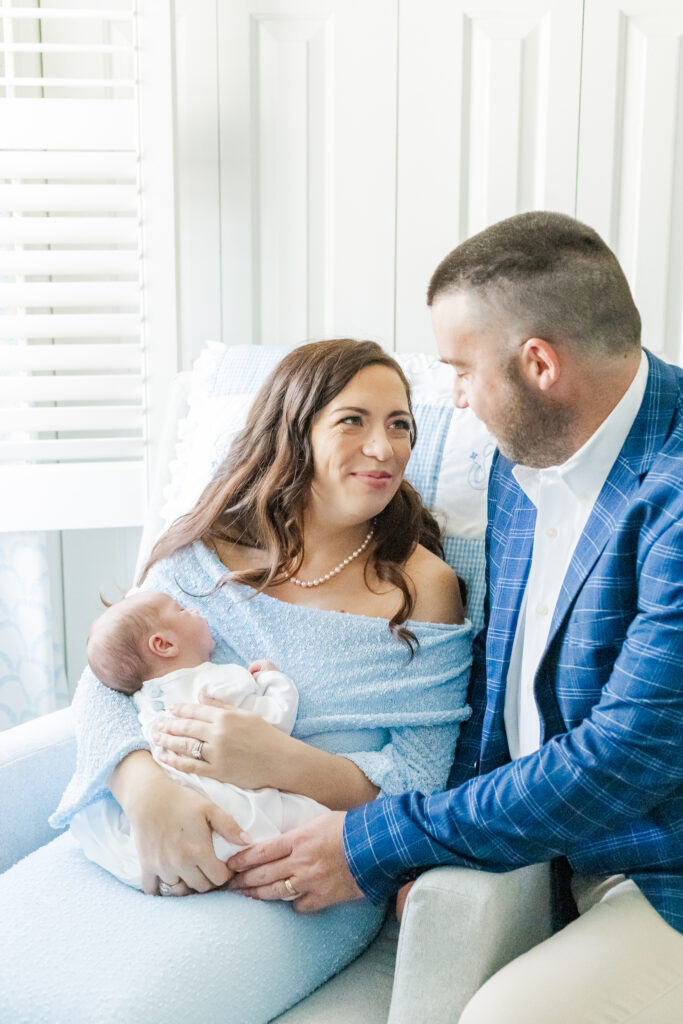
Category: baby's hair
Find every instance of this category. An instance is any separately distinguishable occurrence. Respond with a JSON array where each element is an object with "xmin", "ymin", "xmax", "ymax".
[{"xmin": 87, "ymin": 594, "xmax": 159, "ymax": 696}]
